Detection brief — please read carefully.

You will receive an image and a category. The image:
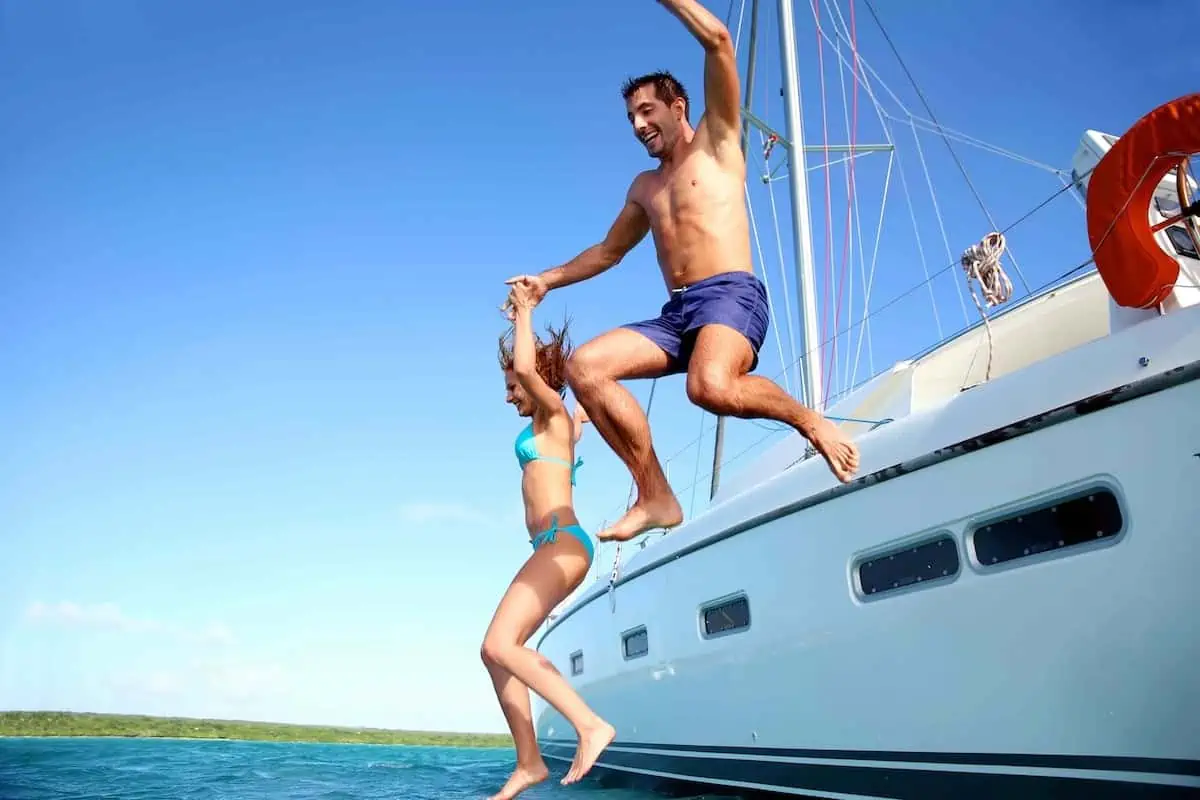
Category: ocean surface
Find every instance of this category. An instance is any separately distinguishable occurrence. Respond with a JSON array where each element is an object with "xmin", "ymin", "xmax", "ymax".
[{"xmin": 0, "ymin": 737, "xmax": 732, "ymax": 799}]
